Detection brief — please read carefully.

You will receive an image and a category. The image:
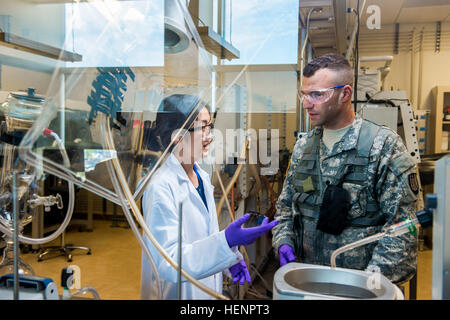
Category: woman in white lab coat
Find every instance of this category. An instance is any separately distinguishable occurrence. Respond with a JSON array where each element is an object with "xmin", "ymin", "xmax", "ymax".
[{"xmin": 140, "ymin": 94, "xmax": 278, "ymax": 300}]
